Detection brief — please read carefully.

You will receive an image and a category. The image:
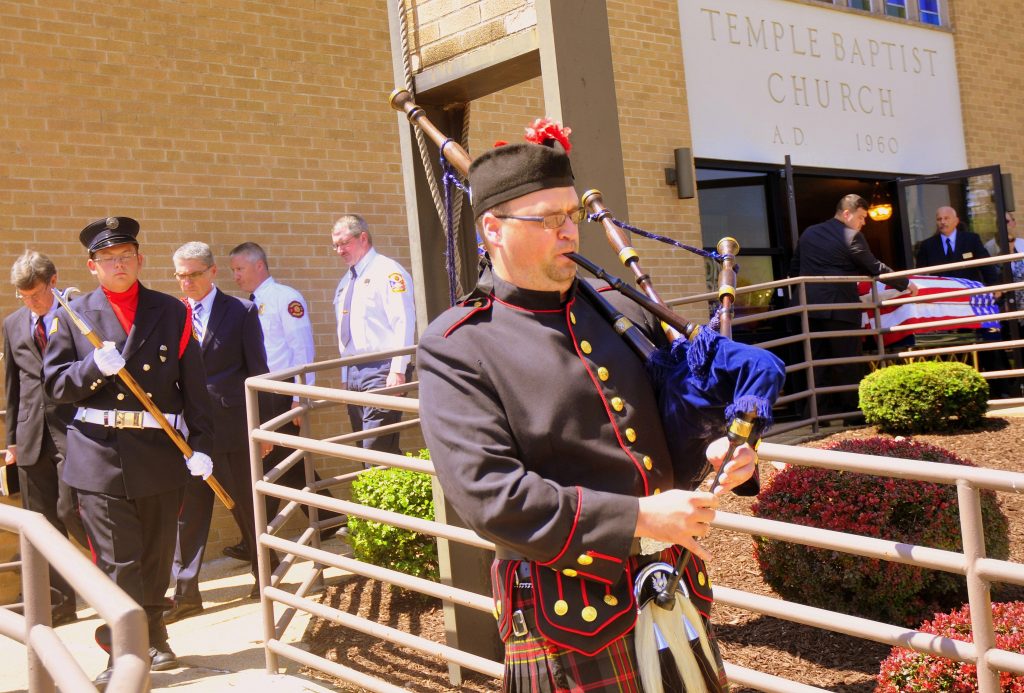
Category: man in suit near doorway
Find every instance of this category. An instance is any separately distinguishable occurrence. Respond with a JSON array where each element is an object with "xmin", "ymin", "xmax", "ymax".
[
  {"xmin": 791, "ymin": 194, "xmax": 918, "ymax": 420},
  {"xmin": 3, "ymin": 250, "xmax": 87, "ymax": 626},
  {"xmin": 165, "ymin": 241, "xmax": 271, "ymax": 620},
  {"xmin": 915, "ymin": 206, "xmax": 998, "ymax": 285}
]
